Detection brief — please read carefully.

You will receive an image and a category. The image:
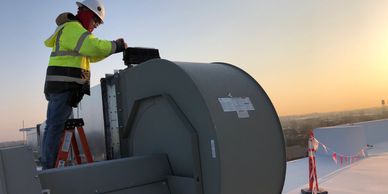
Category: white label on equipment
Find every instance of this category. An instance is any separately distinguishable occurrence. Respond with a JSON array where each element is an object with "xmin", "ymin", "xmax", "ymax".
[
  {"xmin": 237, "ymin": 110, "xmax": 250, "ymax": 118},
  {"xmin": 218, "ymin": 97, "xmax": 254, "ymax": 118},
  {"xmin": 210, "ymin": 139, "xmax": 216, "ymax": 158}
]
